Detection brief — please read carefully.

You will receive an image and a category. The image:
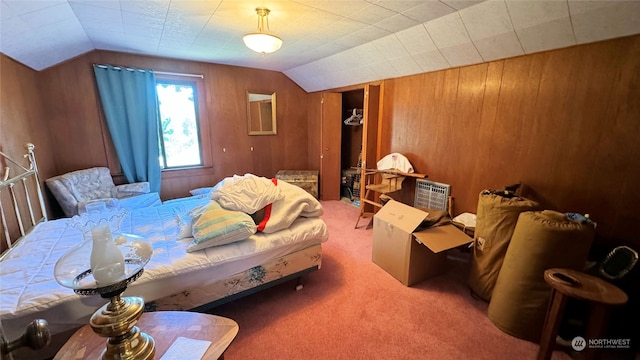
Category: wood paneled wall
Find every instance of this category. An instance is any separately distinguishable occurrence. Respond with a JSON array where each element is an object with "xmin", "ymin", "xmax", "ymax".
[
  {"xmin": 381, "ymin": 35, "xmax": 640, "ymax": 250},
  {"xmin": 307, "ymin": 92, "xmax": 322, "ymax": 173},
  {"xmin": 0, "ymin": 54, "xmax": 55, "ymax": 252},
  {"xmin": 36, "ymin": 50, "xmax": 310, "ymax": 203}
]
